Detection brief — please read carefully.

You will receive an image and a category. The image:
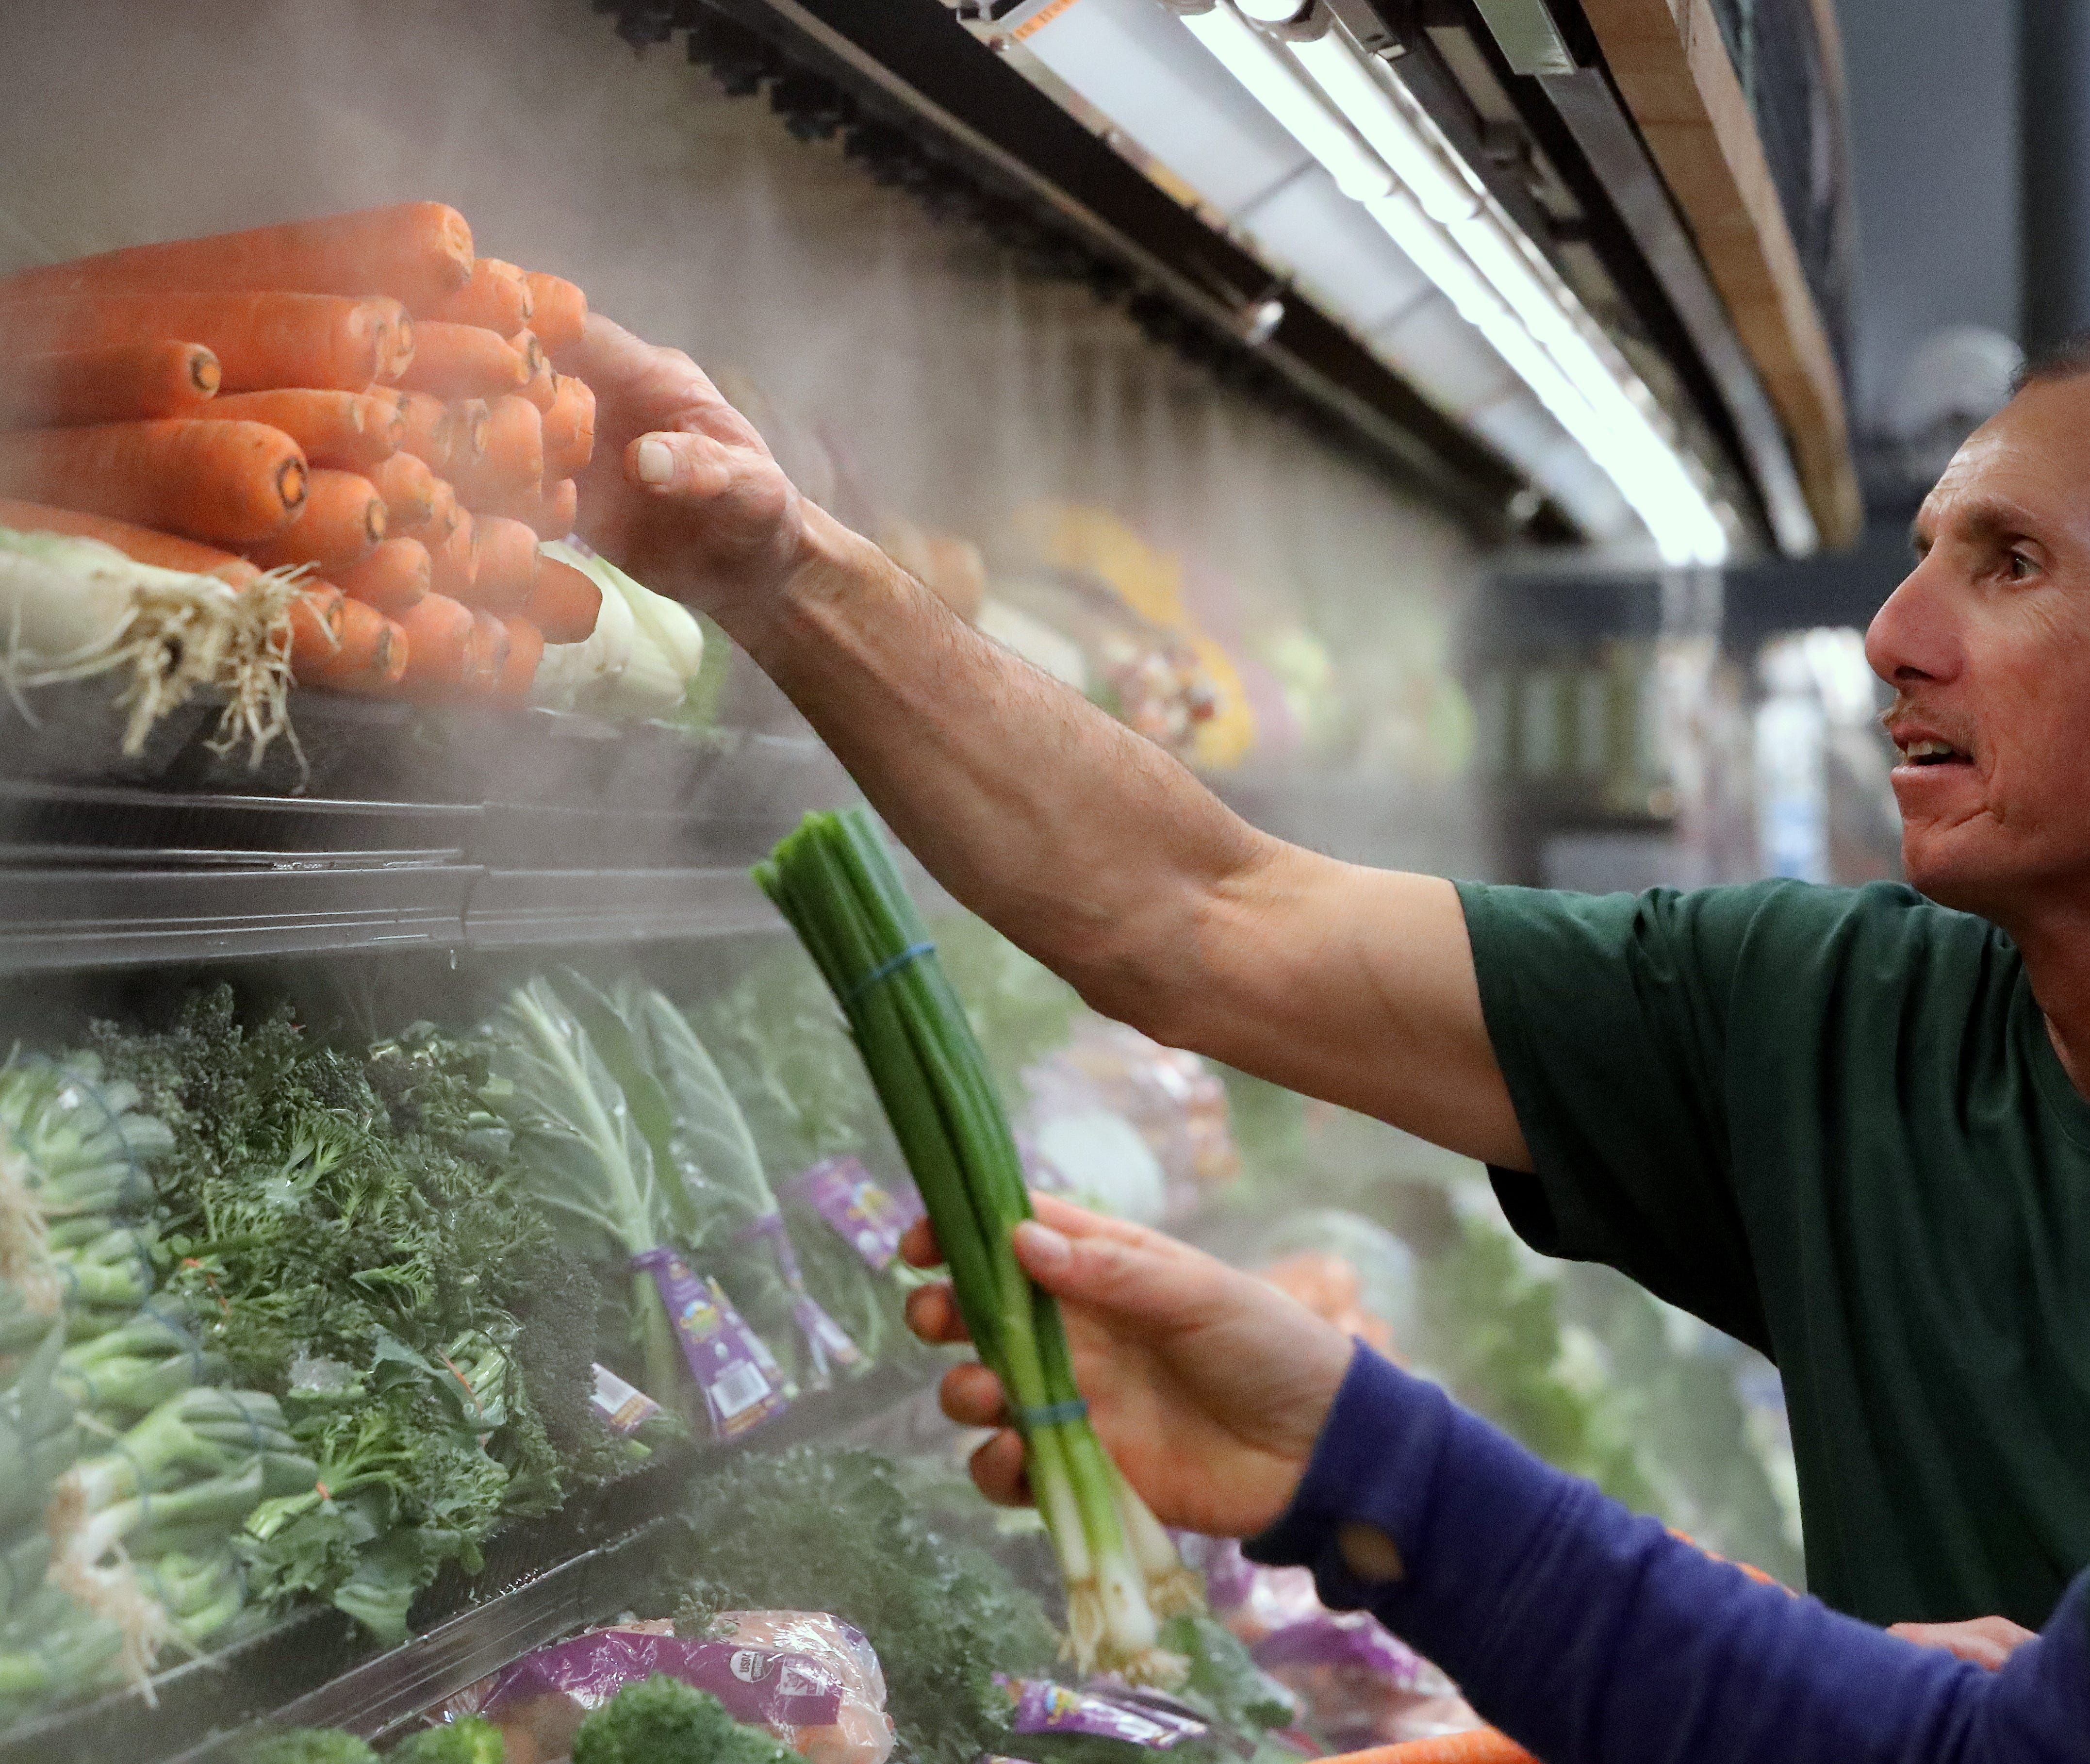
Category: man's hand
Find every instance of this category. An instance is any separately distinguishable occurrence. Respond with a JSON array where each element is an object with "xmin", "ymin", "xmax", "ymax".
[
  {"xmin": 1887, "ymin": 1615, "xmax": 2037, "ymax": 1671},
  {"xmin": 561, "ymin": 313, "xmax": 826, "ymax": 624},
  {"xmin": 904, "ymin": 1193, "xmax": 1354, "ymax": 1539}
]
